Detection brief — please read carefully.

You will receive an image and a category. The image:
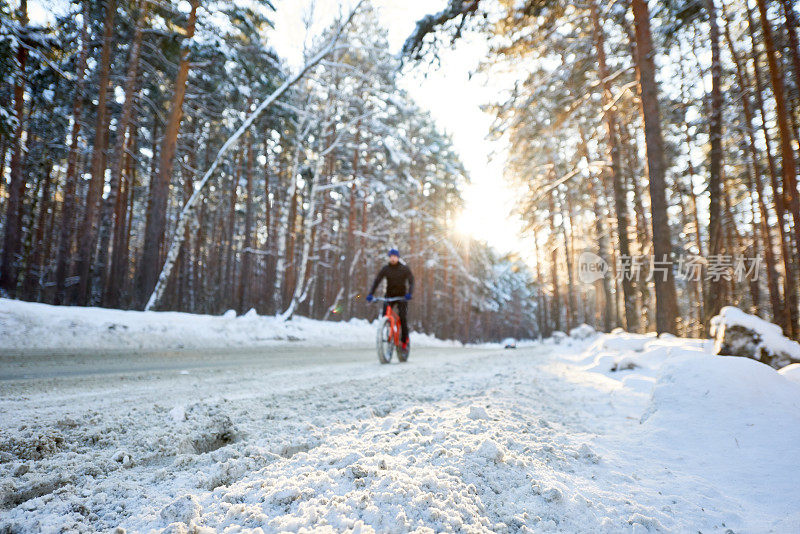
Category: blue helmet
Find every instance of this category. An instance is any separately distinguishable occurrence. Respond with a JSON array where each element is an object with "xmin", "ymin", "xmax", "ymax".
[{"xmin": 388, "ymin": 248, "xmax": 400, "ymax": 257}]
